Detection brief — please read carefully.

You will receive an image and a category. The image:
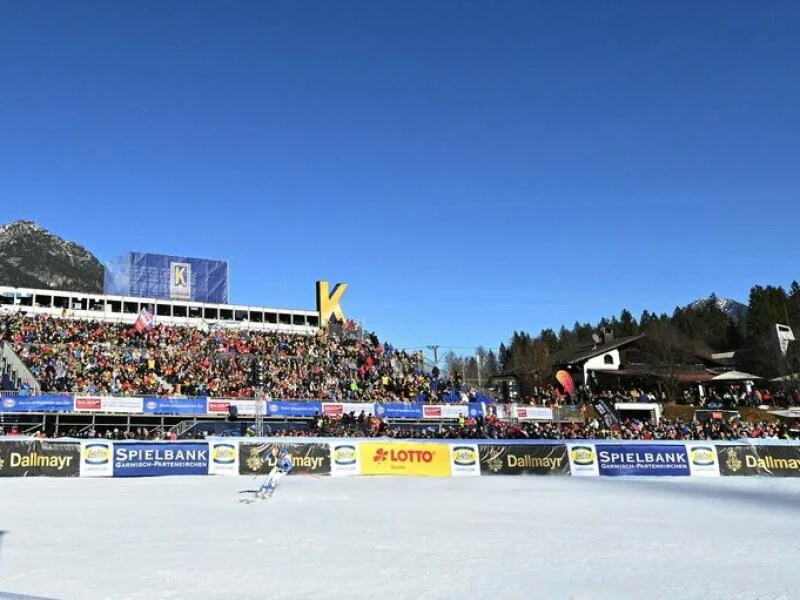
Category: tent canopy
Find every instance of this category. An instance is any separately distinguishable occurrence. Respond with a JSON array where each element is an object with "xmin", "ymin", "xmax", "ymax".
[{"xmin": 711, "ymin": 370, "xmax": 762, "ymax": 382}]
